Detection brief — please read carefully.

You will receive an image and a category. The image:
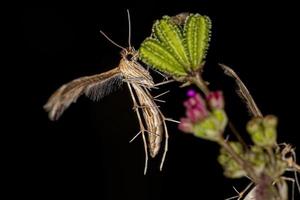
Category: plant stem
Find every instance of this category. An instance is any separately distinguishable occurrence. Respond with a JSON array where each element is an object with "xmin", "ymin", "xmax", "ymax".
[
  {"xmin": 191, "ymin": 72, "xmax": 248, "ymax": 150},
  {"xmin": 189, "ymin": 72, "xmax": 210, "ymax": 96},
  {"xmin": 266, "ymin": 147, "xmax": 276, "ymax": 170},
  {"xmin": 228, "ymin": 121, "xmax": 248, "ymax": 149},
  {"xmin": 190, "ymin": 71, "xmax": 259, "ymax": 182},
  {"xmin": 218, "ymin": 139, "xmax": 259, "ymax": 182}
]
